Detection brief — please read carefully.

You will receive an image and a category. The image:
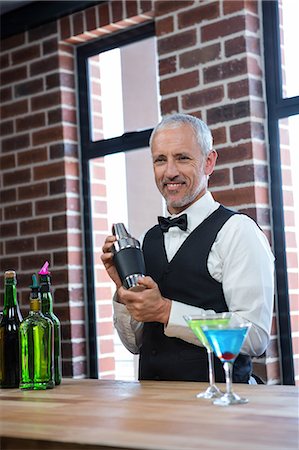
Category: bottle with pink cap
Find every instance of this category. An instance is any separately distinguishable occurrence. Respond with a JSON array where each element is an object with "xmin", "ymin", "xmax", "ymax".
[{"xmin": 39, "ymin": 261, "xmax": 62, "ymax": 385}]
